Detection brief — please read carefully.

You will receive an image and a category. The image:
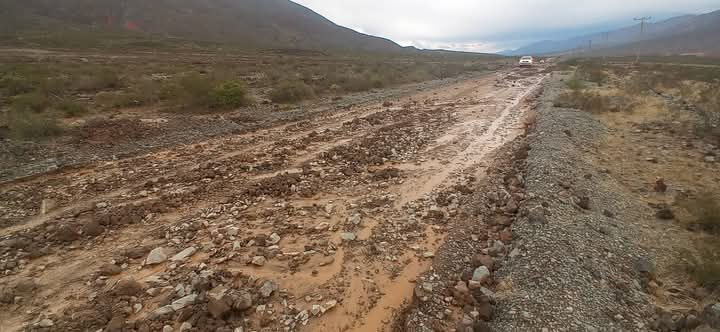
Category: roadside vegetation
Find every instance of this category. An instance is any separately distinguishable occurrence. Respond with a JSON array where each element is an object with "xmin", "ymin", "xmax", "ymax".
[
  {"xmin": 556, "ymin": 57, "xmax": 720, "ymax": 292},
  {"xmin": 0, "ymin": 53, "xmax": 496, "ymax": 140}
]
